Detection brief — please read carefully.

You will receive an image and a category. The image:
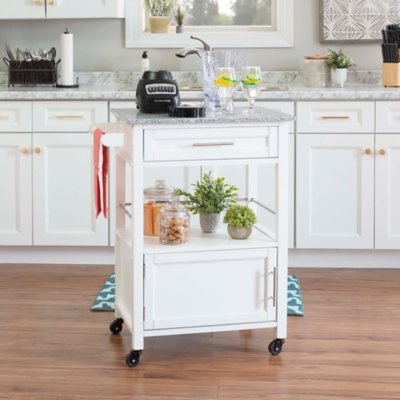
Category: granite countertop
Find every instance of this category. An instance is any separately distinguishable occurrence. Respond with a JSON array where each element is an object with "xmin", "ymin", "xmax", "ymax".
[
  {"xmin": 111, "ymin": 107, "xmax": 295, "ymax": 125},
  {"xmin": 3, "ymin": 83, "xmax": 400, "ymax": 101}
]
